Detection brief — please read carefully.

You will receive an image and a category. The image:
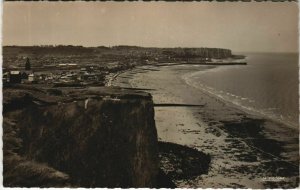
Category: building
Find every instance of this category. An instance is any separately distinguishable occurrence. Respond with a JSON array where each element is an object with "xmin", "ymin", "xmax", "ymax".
[
  {"xmin": 9, "ymin": 71, "xmax": 22, "ymax": 83},
  {"xmin": 28, "ymin": 73, "xmax": 35, "ymax": 82},
  {"xmin": 3, "ymin": 72, "xmax": 9, "ymax": 83}
]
